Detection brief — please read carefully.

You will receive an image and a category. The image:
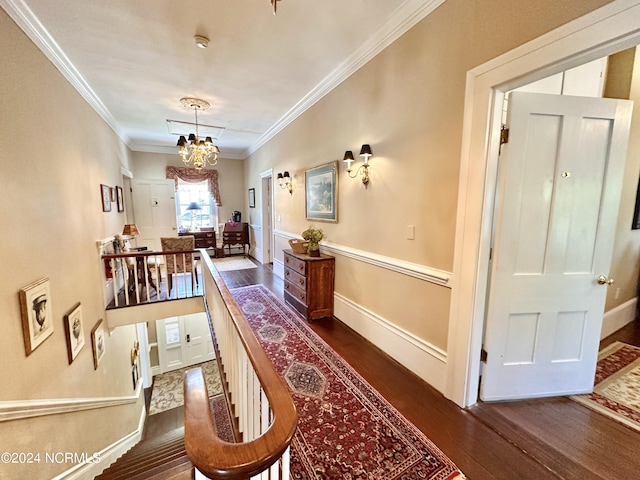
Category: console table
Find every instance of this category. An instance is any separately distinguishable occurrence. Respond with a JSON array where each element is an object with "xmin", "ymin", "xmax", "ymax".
[
  {"xmin": 283, "ymin": 249, "xmax": 335, "ymax": 321},
  {"xmin": 222, "ymin": 222, "xmax": 249, "ymax": 256}
]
